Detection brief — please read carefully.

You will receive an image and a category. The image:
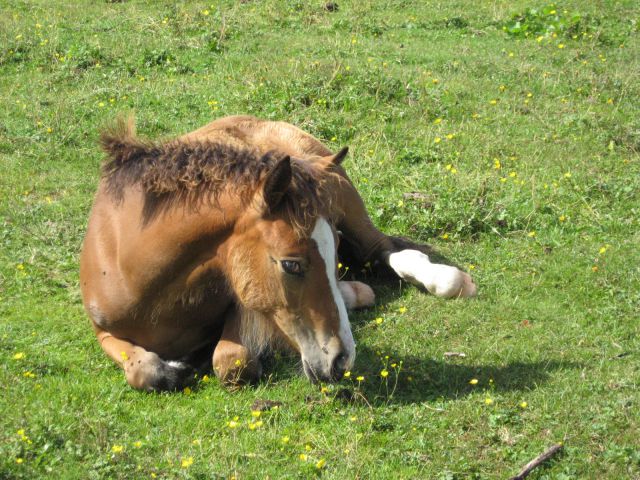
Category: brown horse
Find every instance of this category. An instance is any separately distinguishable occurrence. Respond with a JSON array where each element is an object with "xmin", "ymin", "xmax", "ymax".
[{"xmin": 80, "ymin": 115, "xmax": 476, "ymax": 391}]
